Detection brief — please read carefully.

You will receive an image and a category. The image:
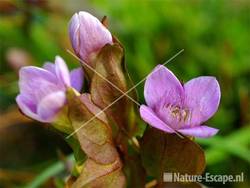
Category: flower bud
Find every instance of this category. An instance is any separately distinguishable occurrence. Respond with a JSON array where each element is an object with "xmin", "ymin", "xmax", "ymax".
[{"xmin": 69, "ymin": 11, "xmax": 113, "ymax": 63}]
